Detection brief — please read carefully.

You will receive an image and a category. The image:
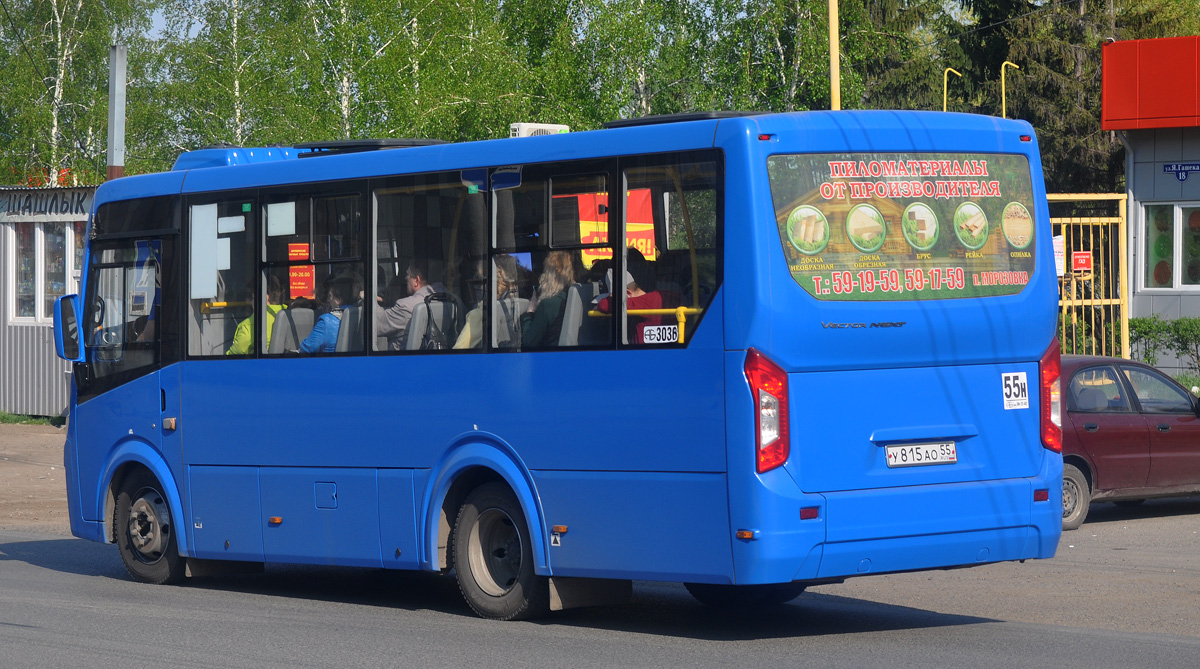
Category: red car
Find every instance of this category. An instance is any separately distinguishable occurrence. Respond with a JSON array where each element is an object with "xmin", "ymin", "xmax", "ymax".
[{"xmin": 1061, "ymin": 356, "xmax": 1200, "ymax": 529}]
